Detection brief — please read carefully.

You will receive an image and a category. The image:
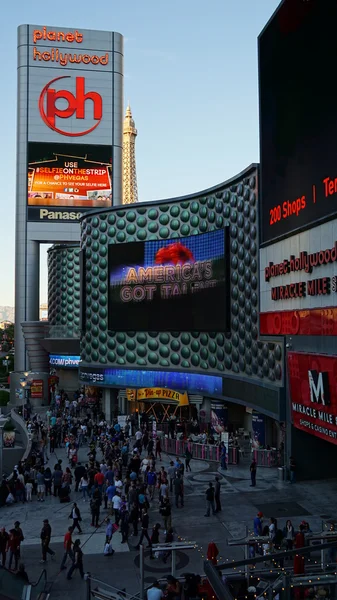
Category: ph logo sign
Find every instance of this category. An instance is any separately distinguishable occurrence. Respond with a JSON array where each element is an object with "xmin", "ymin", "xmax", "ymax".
[{"xmin": 38, "ymin": 75, "xmax": 102, "ymax": 137}]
